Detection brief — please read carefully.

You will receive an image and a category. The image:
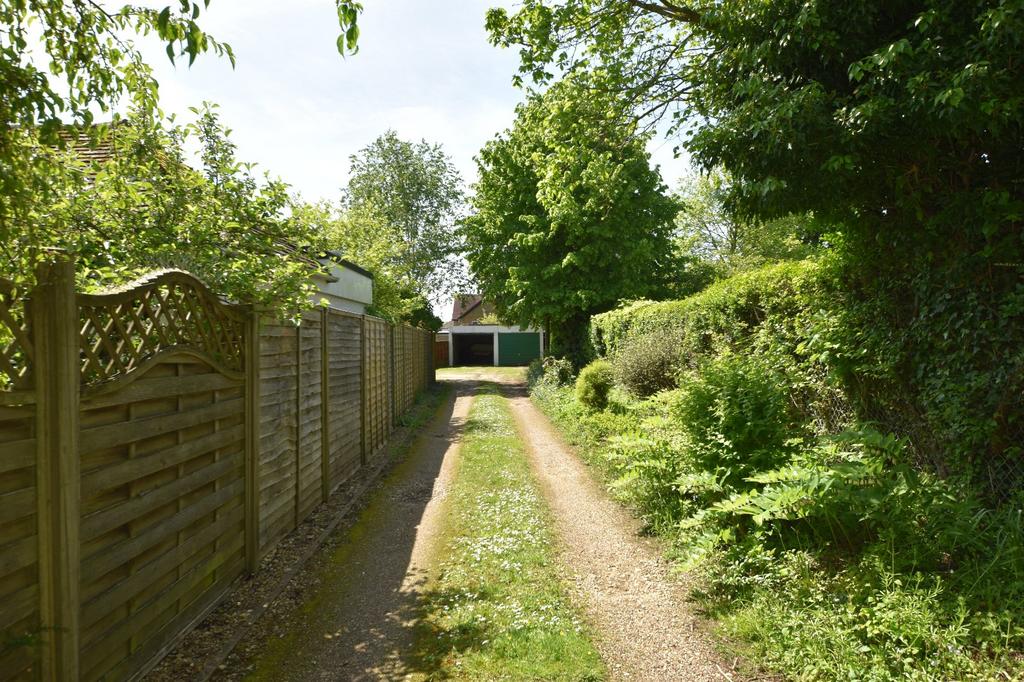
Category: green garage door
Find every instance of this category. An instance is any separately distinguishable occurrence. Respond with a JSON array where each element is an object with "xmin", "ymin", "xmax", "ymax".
[{"xmin": 498, "ymin": 332, "xmax": 541, "ymax": 366}]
